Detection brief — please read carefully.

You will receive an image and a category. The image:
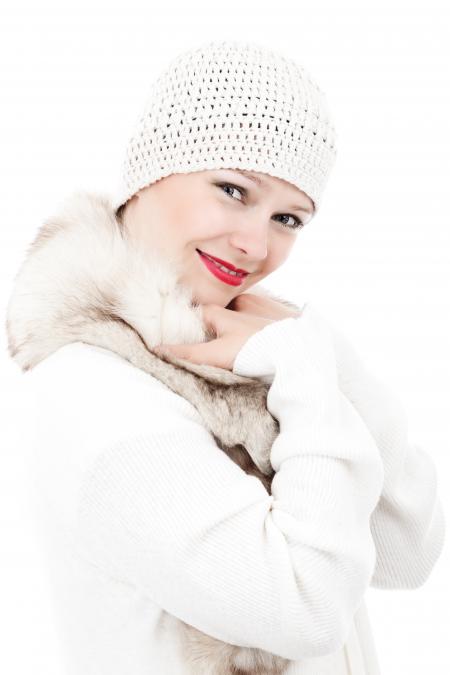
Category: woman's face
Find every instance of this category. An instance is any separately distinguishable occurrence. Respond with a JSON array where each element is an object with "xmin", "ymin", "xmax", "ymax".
[{"xmin": 121, "ymin": 168, "xmax": 314, "ymax": 307}]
